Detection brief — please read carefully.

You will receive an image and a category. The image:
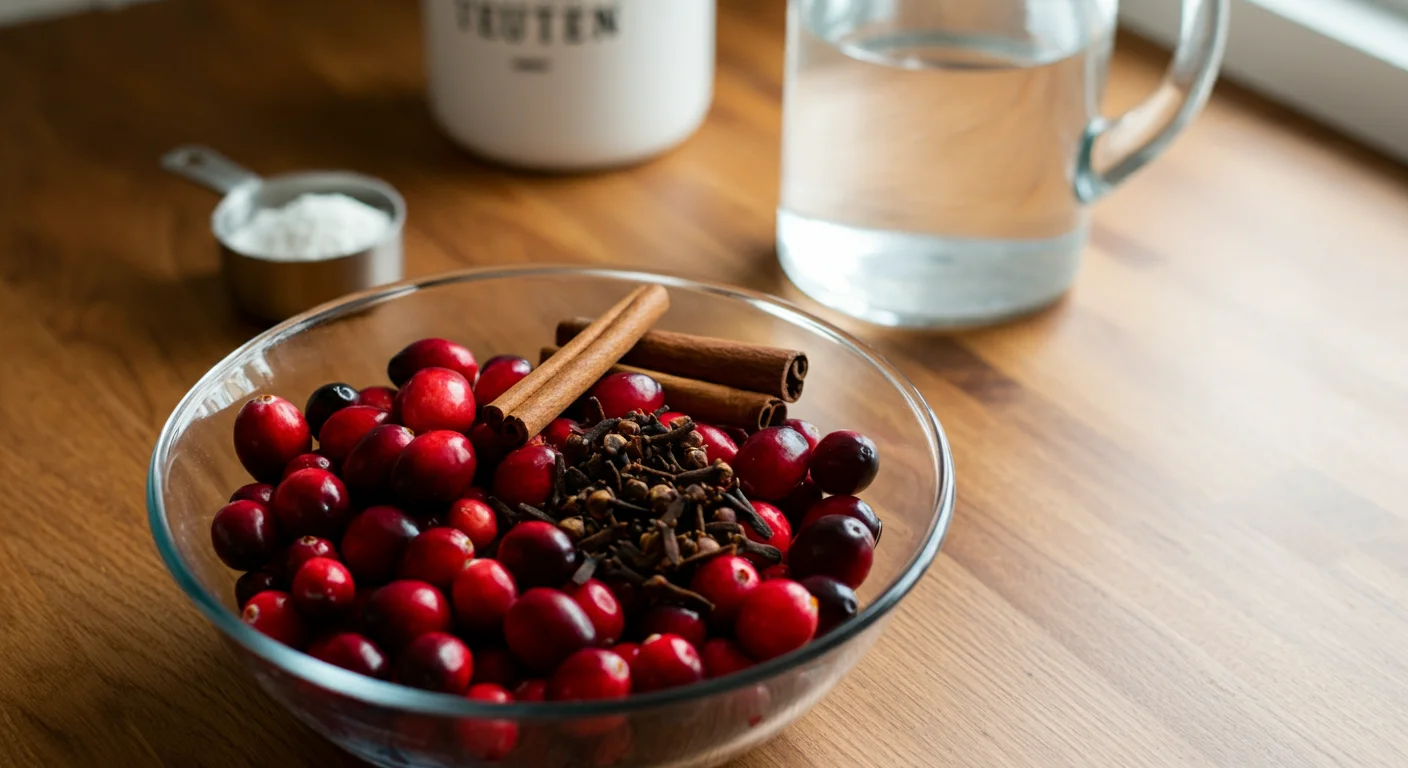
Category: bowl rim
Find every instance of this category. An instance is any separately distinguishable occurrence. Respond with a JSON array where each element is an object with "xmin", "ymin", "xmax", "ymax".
[{"xmin": 147, "ymin": 265, "xmax": 956, "ymax": 718}]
